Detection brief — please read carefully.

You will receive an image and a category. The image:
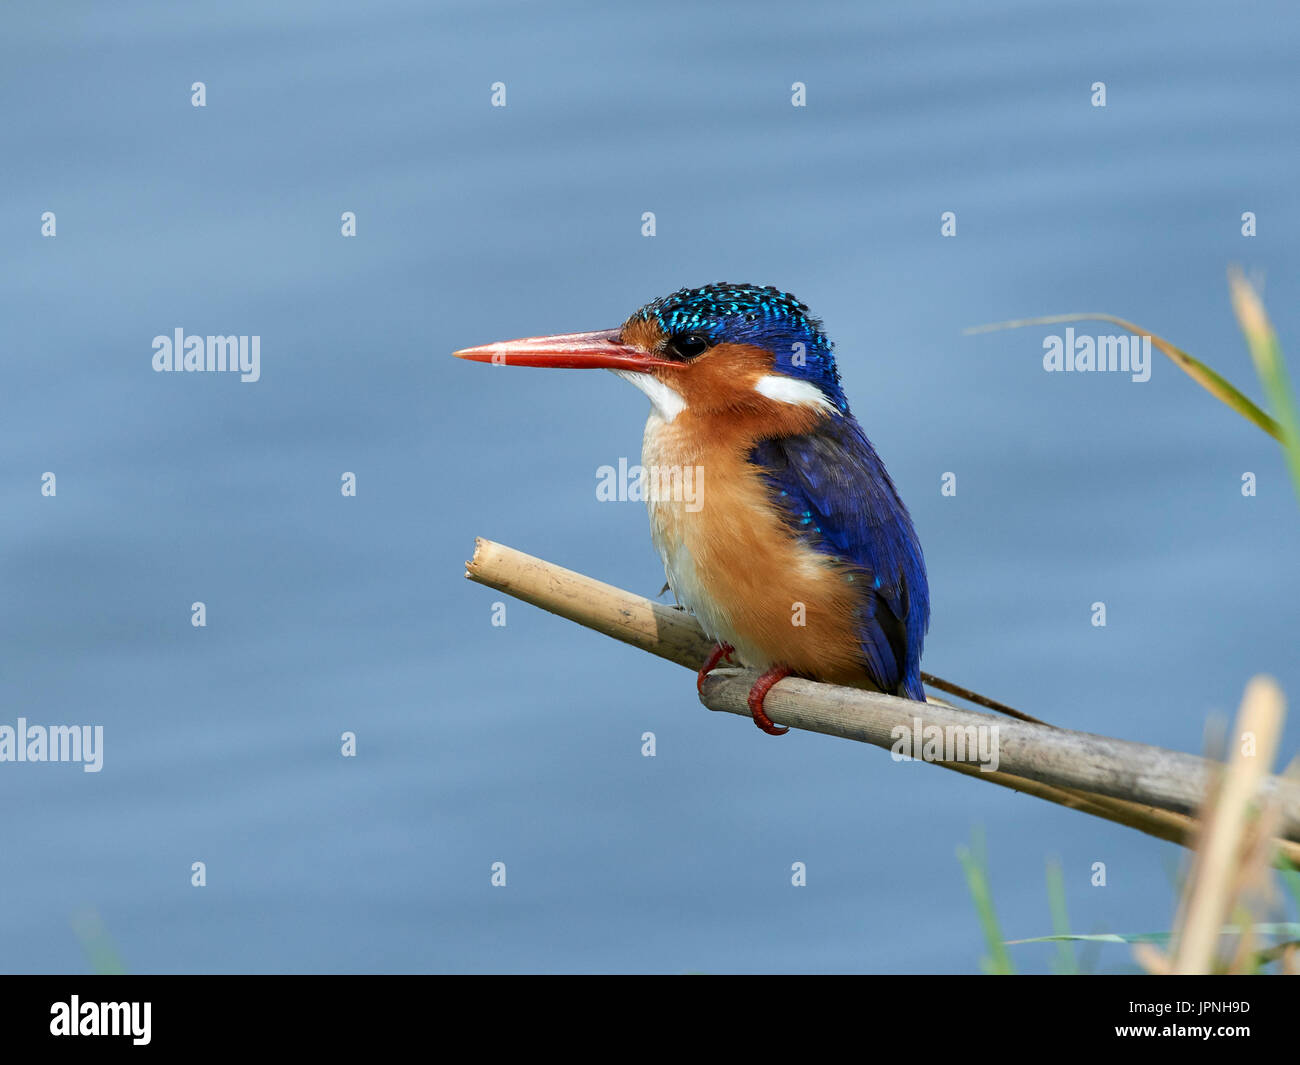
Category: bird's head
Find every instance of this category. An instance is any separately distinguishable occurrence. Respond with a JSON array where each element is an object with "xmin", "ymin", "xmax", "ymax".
[{"xmin": 454, "ymin": 282, "xmax": 848, "ymax": 424}]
